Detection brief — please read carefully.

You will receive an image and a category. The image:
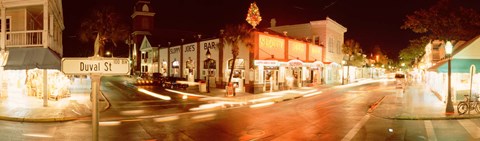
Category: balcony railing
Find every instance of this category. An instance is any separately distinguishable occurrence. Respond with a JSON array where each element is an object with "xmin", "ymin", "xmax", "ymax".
[{"xmin": 6, "ymin": 30, "xmax": 43, "ymax": 47}]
